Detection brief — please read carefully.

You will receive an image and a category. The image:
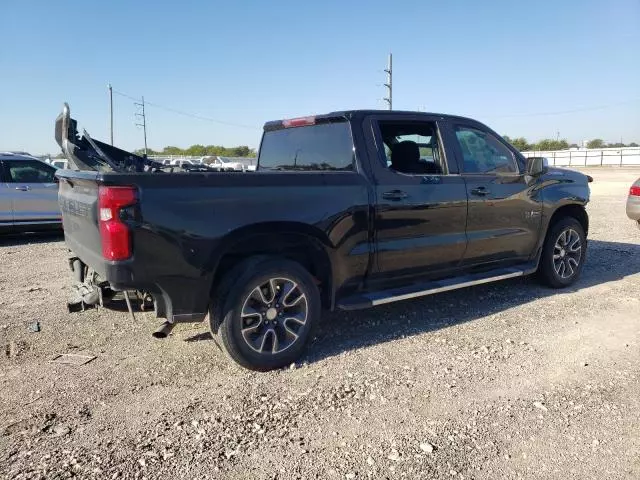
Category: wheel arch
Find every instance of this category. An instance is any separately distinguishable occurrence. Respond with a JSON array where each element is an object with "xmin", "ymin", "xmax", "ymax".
[
  {"xmin": 547, "ymin": 203, "xmax": 589, "ymax": 237},
  {"xmin": 209, "ymin": 222, "xmax": 334, "ymax": 310},
  {"xmin": 534, "ymin": 202, "xmax": 588, "ymax": 264}
]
